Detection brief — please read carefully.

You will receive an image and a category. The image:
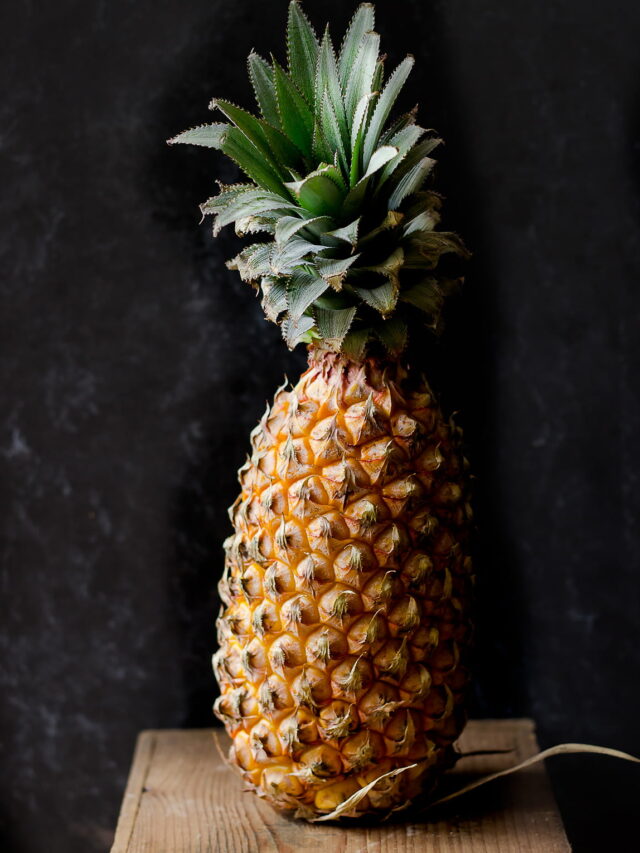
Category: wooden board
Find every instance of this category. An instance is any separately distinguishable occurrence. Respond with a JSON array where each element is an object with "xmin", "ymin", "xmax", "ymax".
[{"xmin": 111, "ymin": 719, "xmax": 570, "ymax": 852}]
